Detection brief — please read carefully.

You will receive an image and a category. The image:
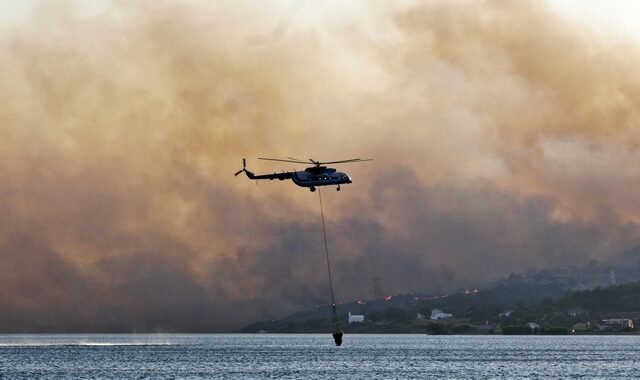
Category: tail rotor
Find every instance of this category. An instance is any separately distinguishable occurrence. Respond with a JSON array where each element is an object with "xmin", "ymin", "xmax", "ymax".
[{"xmin": 234, "ymin": 158, "xmax": 247, "ymax": 176}]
